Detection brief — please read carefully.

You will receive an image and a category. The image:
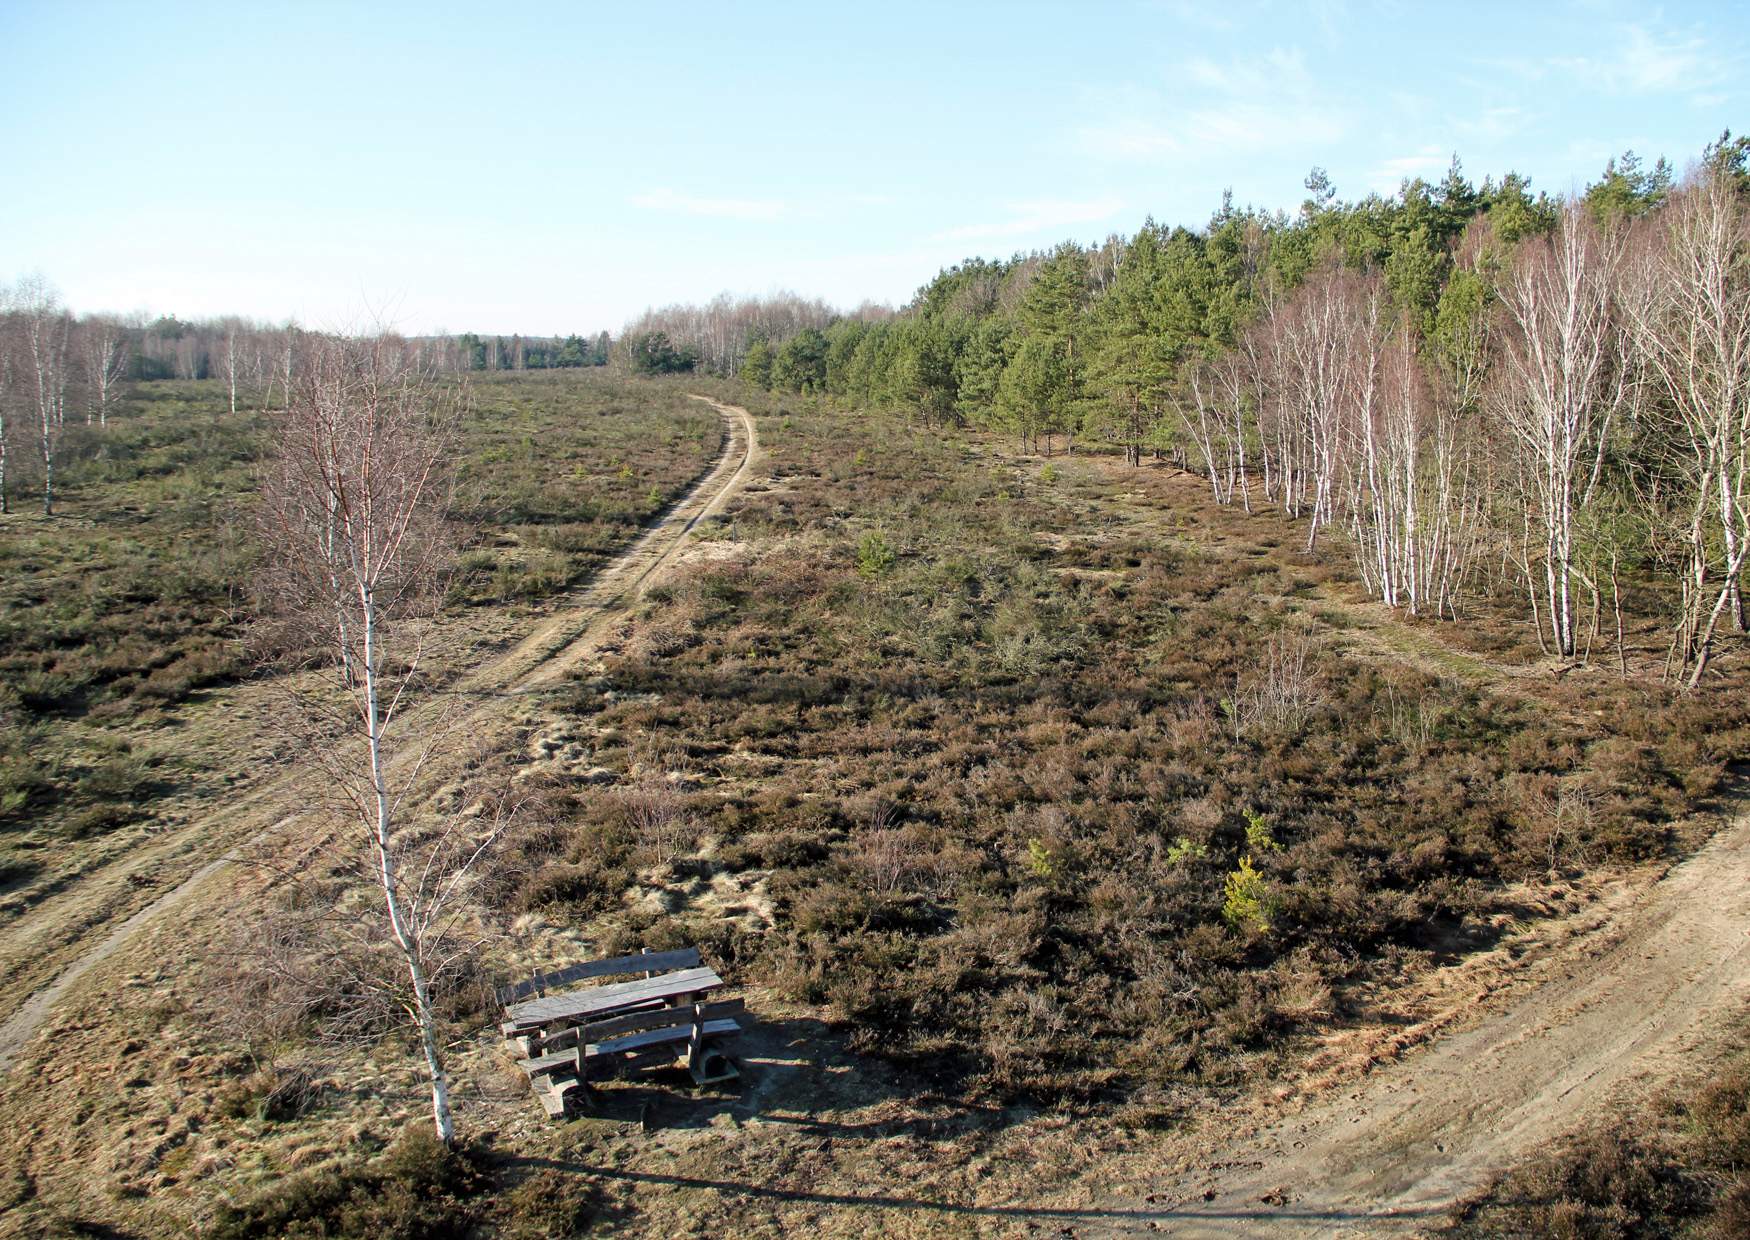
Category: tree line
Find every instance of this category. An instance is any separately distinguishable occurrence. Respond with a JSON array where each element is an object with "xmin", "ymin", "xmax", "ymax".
[
  {"xmin": 0, "ymin": 276, "xmax": 131, "ymax": 515},
  {"xmin": 0, "ymin": 291, "xmax": 620, "ymax": 516},
  {"xmin": 619, "ymin": 290, "xmax": 892, "ymax": 378},
  {"xmin": 131, "ymin": 319, "xmax": 613, "ymax": 383},
  {"xmin": 634, "ymin": 138, "xmax": 1750, "ymax": 689}
]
